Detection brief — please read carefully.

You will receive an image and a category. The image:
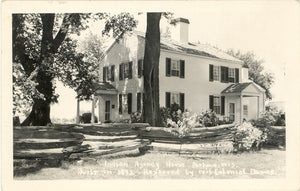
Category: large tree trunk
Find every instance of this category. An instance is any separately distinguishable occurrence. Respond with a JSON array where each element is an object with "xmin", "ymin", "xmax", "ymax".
[
  {"xmin": 21, "ymin": 70, "xmax": 54, "ymax": 126},
  {"xmin": 143, "ymin": 13, "xmax": 162, "ymax": 126},
  {"xmin": 21, "ymin": 14, "xmax": 69, "ymax": 126}
]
